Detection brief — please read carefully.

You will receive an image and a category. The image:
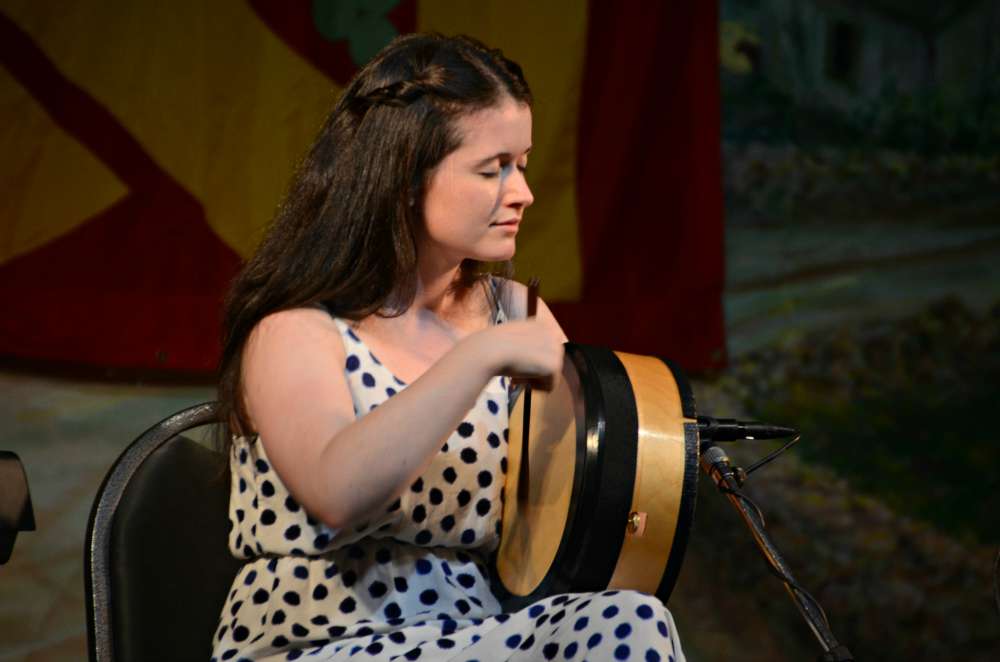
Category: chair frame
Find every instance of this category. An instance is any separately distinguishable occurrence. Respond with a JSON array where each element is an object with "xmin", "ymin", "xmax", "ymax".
[
  {"xmin": 0, "ymin": 450, "xmax": 36, "ymax": 564},
  {"xmin": 84, "ymin": 401, "xmax": 221, "ymax": 662}
]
